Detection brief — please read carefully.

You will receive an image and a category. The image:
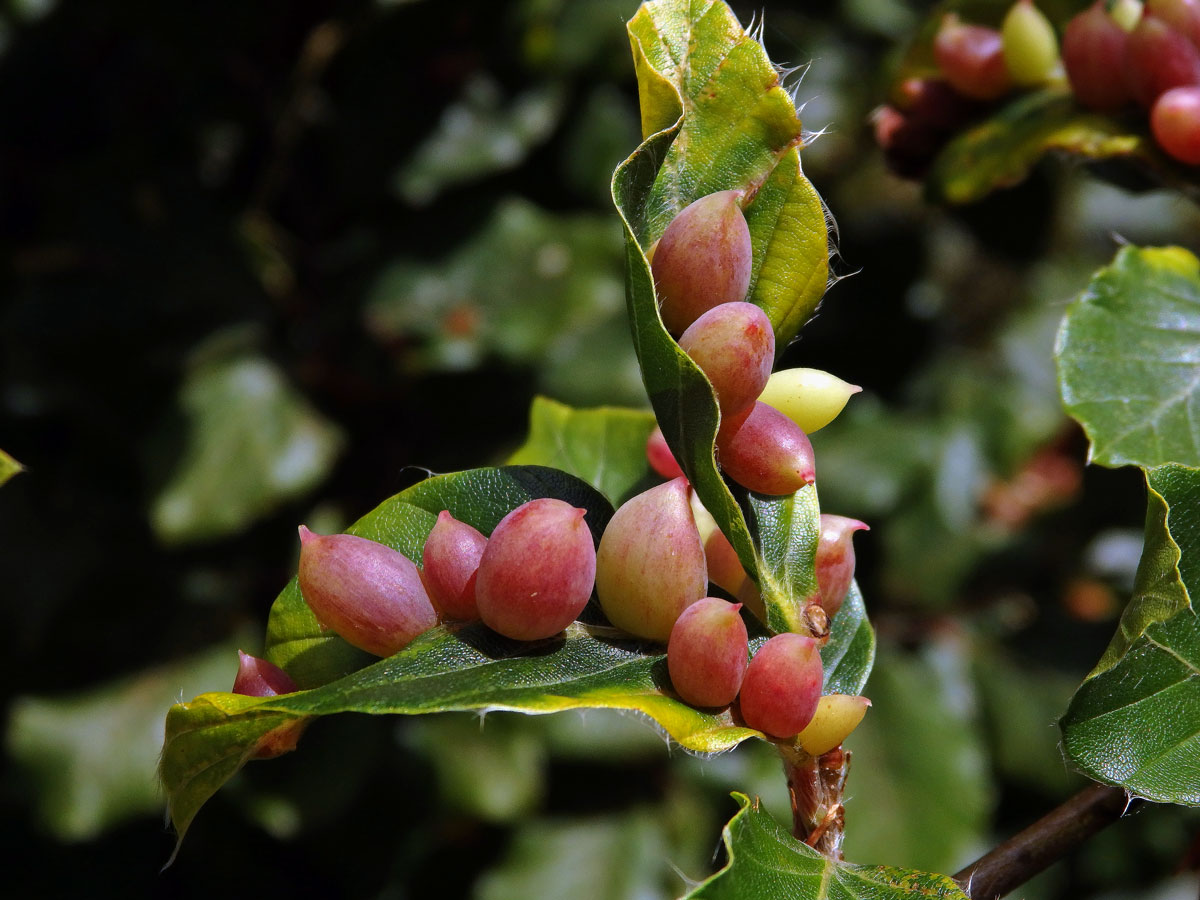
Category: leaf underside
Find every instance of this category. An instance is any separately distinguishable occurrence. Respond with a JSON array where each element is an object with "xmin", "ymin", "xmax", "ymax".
[{"xmin": 1061, "ymin": 464, "xmax": 1200, "ymax": 806}]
